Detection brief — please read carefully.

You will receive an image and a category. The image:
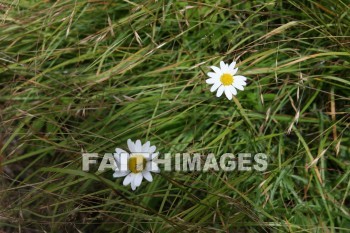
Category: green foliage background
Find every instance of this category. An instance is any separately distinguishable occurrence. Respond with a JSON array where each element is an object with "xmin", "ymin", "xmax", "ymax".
[{"xmin": 0, "ymin": 0, "xmax": 349, "ymax": 232}]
